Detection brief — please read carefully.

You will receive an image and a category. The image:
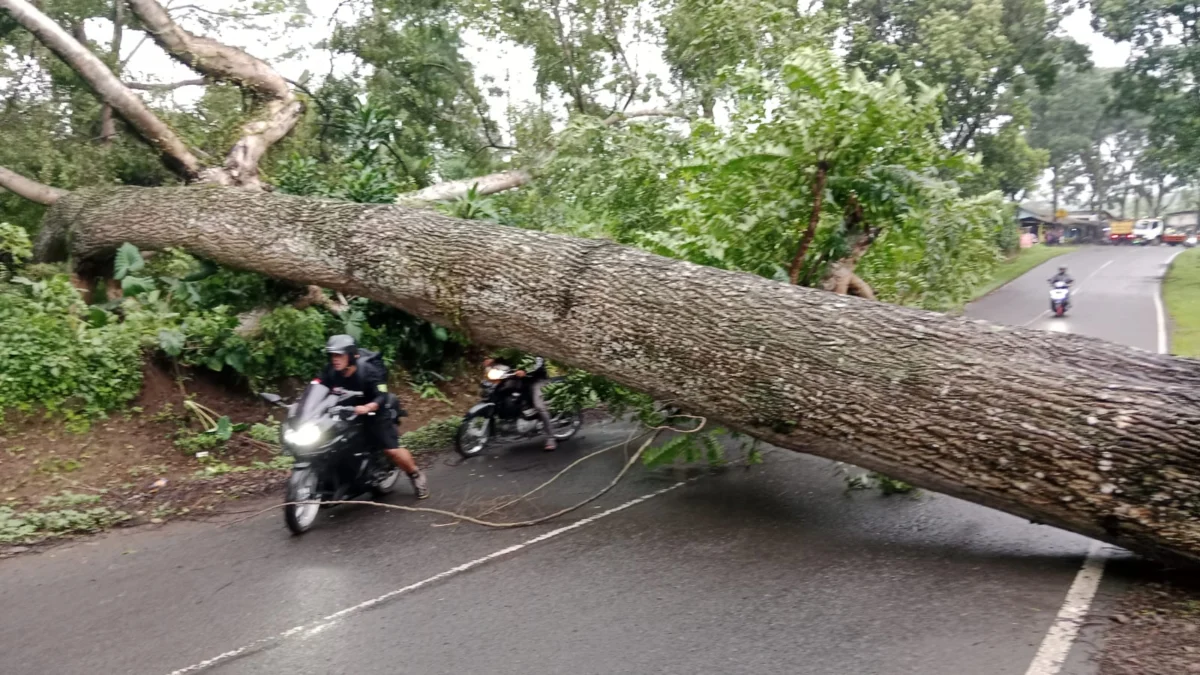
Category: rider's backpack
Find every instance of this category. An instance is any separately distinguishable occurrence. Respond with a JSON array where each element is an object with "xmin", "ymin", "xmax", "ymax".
[{"xmin": 357, "ymin": 350, "xmax": 407, "ymax": 421}]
